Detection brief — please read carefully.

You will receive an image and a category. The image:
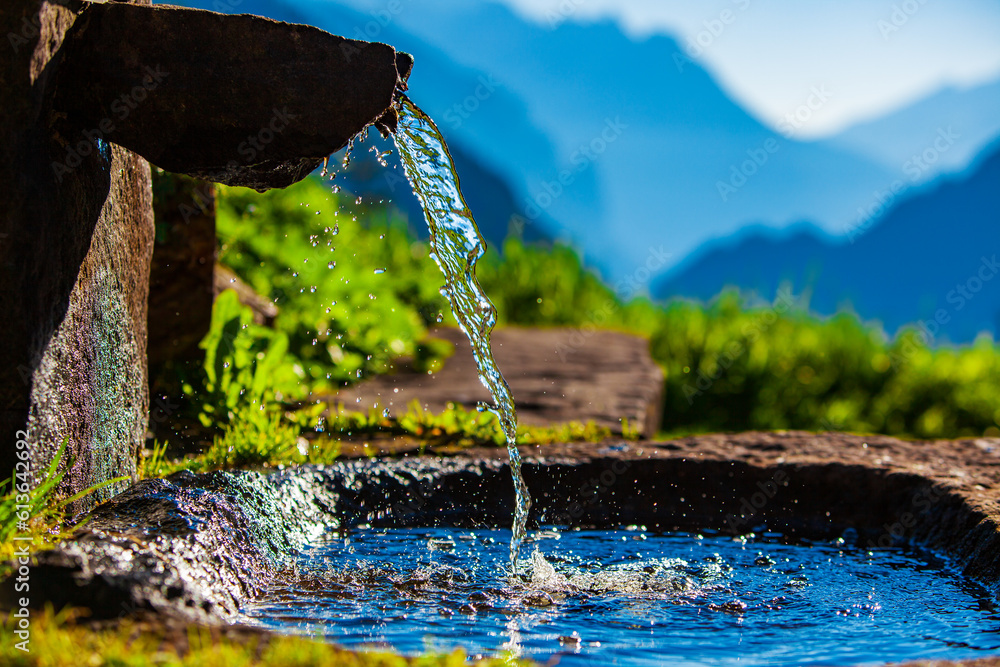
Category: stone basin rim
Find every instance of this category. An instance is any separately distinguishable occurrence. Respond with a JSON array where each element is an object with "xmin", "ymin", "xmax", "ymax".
[{"xmin": 11, "ymin": 431, "xmax": 1000, "ymax": 667}]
